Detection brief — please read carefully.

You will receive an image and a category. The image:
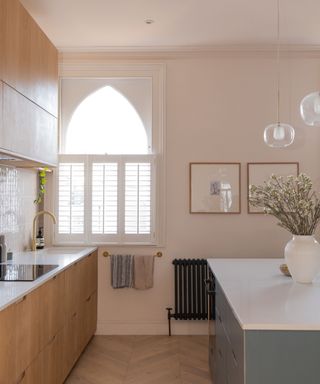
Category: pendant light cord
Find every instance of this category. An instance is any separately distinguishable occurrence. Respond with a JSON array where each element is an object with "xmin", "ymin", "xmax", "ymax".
[{"xmin": 276, "ymin": 0, "xmax": 280, "ymax": 124}]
